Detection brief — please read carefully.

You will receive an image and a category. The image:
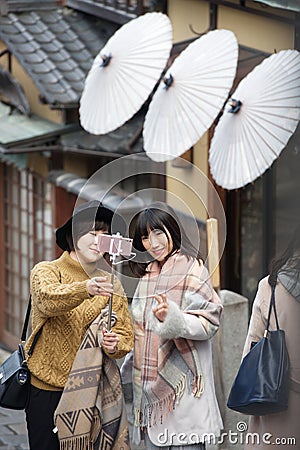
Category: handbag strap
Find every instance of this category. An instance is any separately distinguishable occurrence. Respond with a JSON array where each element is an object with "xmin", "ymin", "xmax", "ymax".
[
  {"xmin": 22, "ymin": 266, "xmax": 61, "ymax": 355},
  {"xmin": 20, "ymin": 295, "xmax": 32, "ymax": 342},
  {"xmin": 20, "ymin": 294, "xmax": 43, "ymax": 356},
  {"xmin": 266, "ymin": 283, "xmax": 280, "ymax": 332}
]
